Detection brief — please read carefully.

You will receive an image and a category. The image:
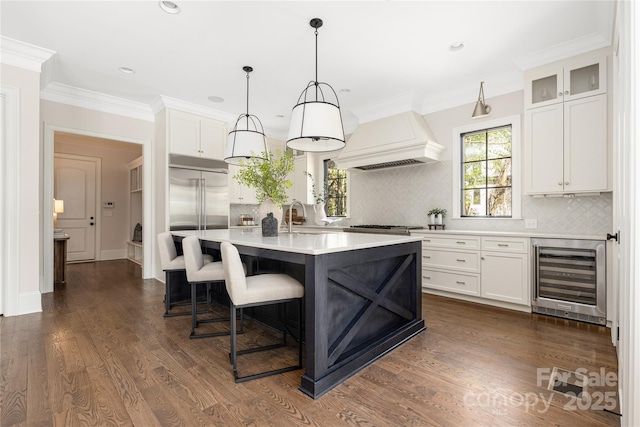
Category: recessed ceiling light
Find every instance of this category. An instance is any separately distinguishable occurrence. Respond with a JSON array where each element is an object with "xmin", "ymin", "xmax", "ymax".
[
  {"xmin": 159, "ymin": 1, "xmax": 180, "ymax": 14},
  {"xmin": 276, "ymin": 114, "xmax": 285, "ymax": 118},
  {"xmin": 119, "ymin": 67, "xmax": 135, "ymax": 74},
  {"xmin": 207, "ymin": 96, "xmax": 224, "ymax": 103},
  {"xmin": 449, "ymin": 42, "xmax": 465, "ymax": 52},
  {"xmin": 340, "ymin": 88, "xmax": 351, "ymax": 94}
]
